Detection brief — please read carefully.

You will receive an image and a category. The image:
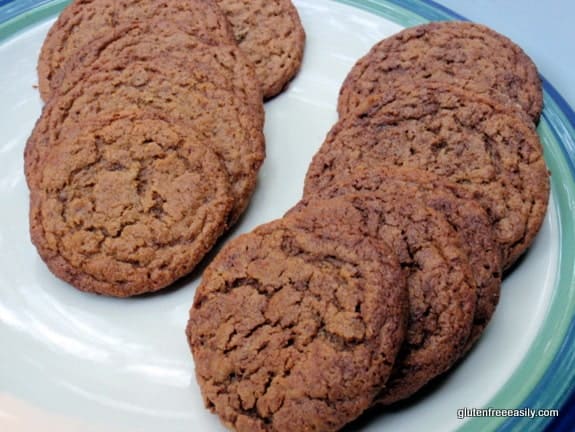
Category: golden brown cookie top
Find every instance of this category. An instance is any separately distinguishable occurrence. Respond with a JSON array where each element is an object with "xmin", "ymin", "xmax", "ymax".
[
  {"xmin": 37, "ymin": 0, "xmax": 234, "ymax": 101},
  {"xmin": 29, "ymin": 112, "xmax": 234, "ymax": 297},
  {"xmin": 216, "ymin": 0, "xmax": 306, "ymax": 99},
  {"xmin": 188, "ymin": 212, "xmax": 407, "ymax": 431},
  {"xmin": 307, "ymin": 165, "xmax": 501, "ymax": 354},
  {"xmin": 338, "ymin": 21, "xmax": 542, "ymax": 122},
  {"xmin": 290, "ymin": 191, "xmax": 476, "ymax": 405},
  {"xmin": 28, "ymin": 37, "xmax": 265, "ymax": 224},
  {"xmin": 306, "ymin": 81, "xmax": 549, "ymax": 268}
]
